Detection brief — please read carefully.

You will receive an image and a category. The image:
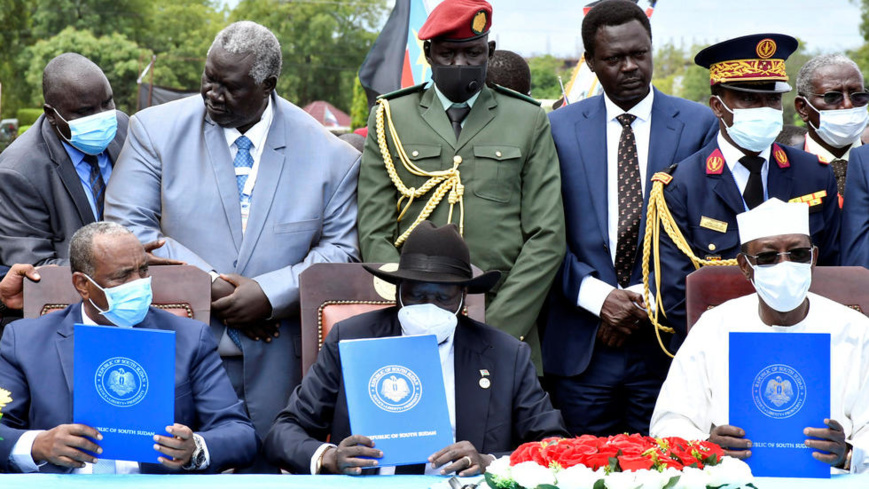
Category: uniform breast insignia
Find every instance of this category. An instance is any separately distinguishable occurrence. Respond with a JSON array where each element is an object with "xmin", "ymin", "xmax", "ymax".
[
  {"xmin": 772, "ymin": 144, "xmax": 790, "ymax": 168},
  {"xmin": 699, "ymin": 216, "xmax": 728, "ymax": 233},
  {"xmin": 706, "ymin": 149, "xmax": 725, "ymax": 175},
  {"xmin": 789, "ymin": 190, "xmax": 827, "ymax": 207},
  {"xmin": 651, "ymin": 172, "xmax": 673, "ymax": 185}
]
